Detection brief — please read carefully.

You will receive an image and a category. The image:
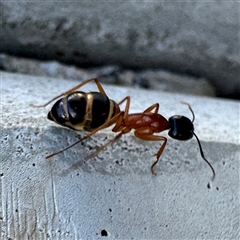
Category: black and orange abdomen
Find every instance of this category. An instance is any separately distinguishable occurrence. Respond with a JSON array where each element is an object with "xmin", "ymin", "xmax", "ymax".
[{"xmin": 48, "ymin": 91, "xmax": 120, "ymax": 132}]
